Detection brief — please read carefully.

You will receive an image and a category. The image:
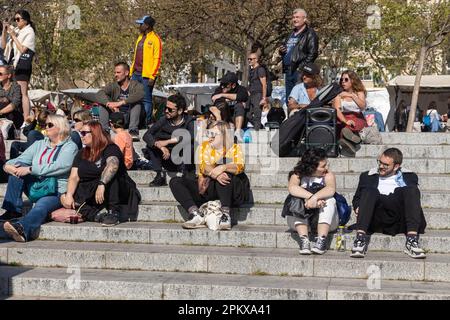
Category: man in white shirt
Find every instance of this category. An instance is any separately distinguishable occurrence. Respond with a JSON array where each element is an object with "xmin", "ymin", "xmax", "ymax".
[{"xmin": 350, "ymin": 148, "xmax": 427, "ymax": 259}]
